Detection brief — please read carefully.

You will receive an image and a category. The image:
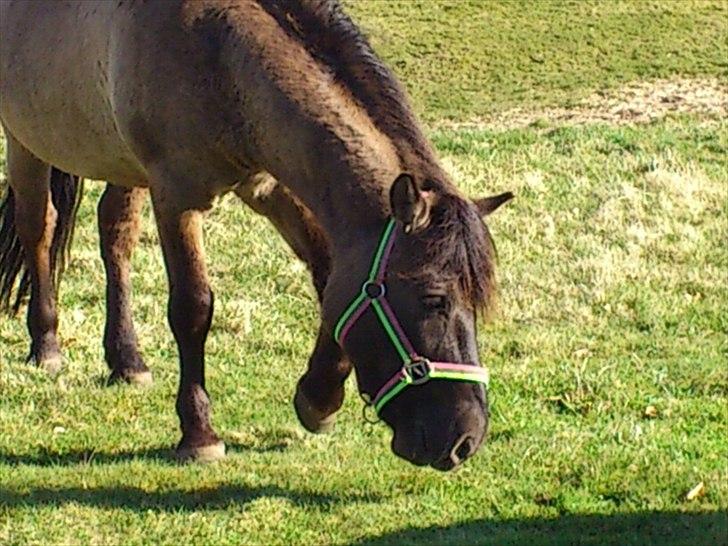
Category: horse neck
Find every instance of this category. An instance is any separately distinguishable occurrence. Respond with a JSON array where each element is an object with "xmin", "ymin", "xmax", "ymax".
[
  {"xmin": 212, "ymin": 16, "xmax": 413, "ymax": 254},
  {"xmin": 249, "ymin": 108, "xmax": 400, "ymax": 256},
  {"xmin": 204, "ymin": 3, "xmax": 453, "ymax": 257},
  {"xmin": 254, "ymin": 120, "xmax": 398, "ymax": 249}
]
